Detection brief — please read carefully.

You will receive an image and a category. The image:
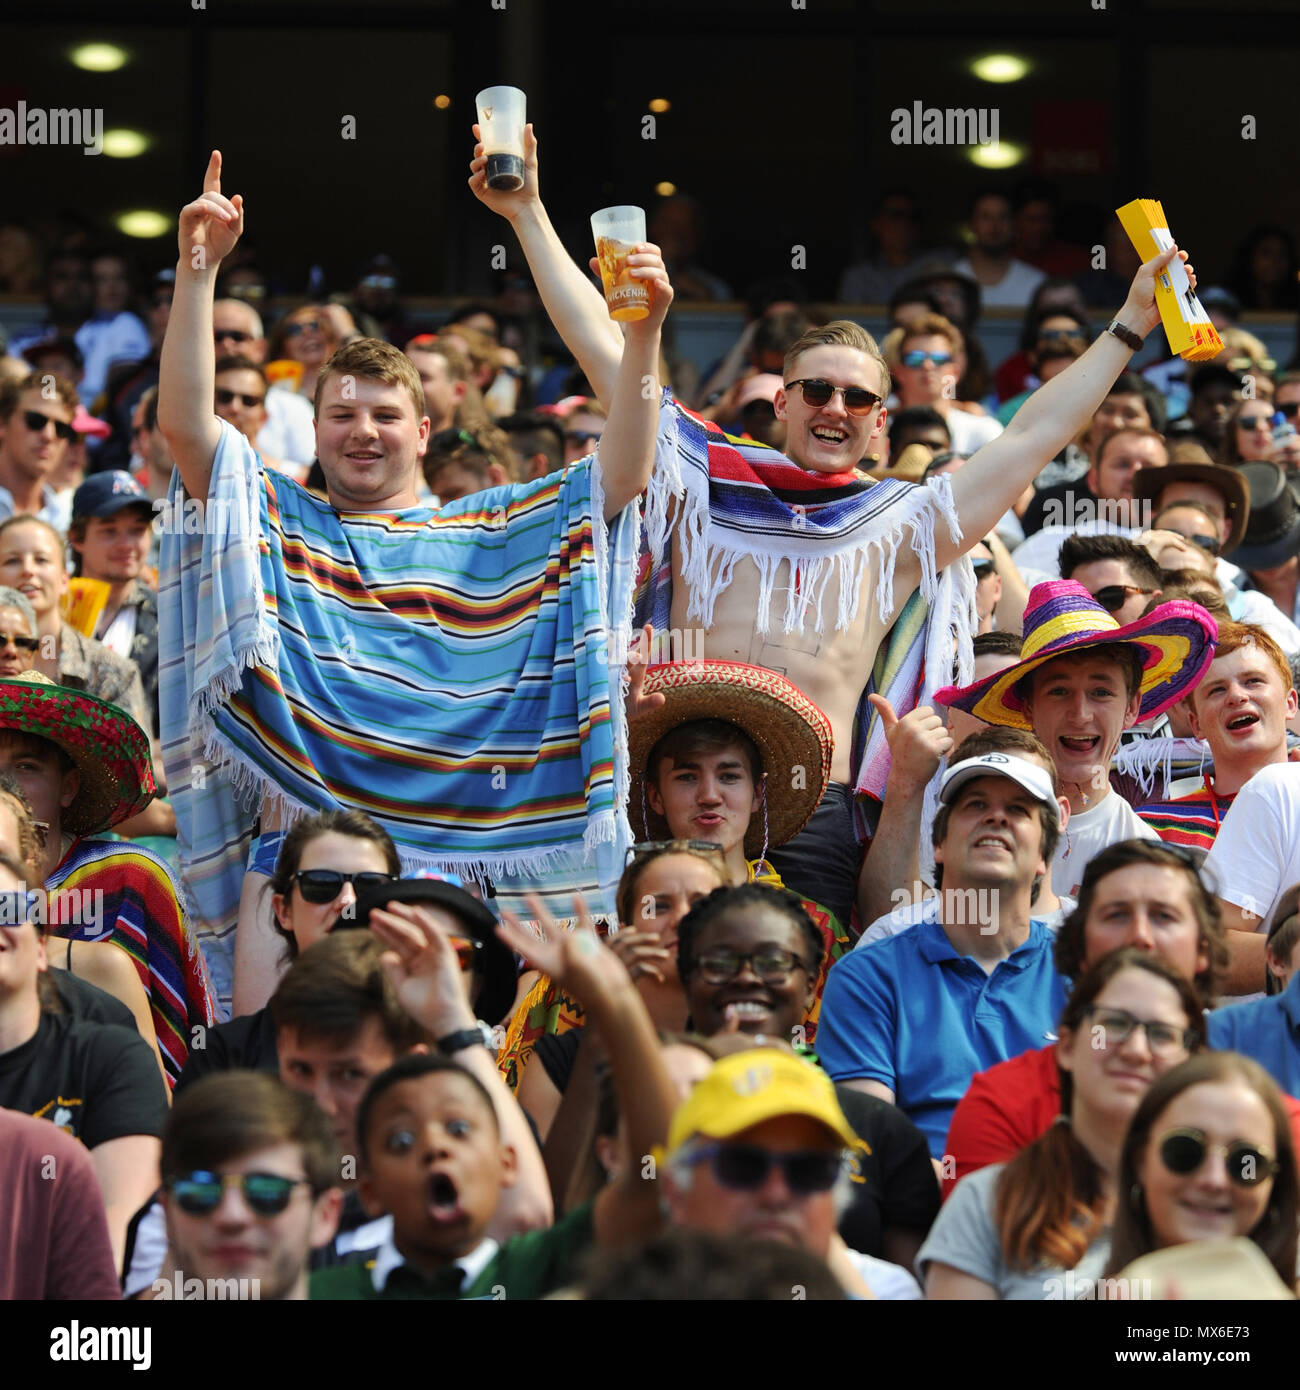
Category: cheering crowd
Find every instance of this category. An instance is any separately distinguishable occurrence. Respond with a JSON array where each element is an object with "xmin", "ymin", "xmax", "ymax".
[{"xmin": 4, "ymin": 121, "xmax": 1300, "ymax": 1304}]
